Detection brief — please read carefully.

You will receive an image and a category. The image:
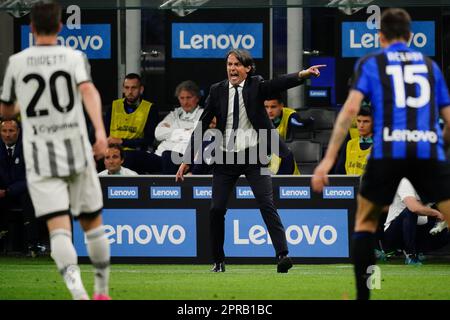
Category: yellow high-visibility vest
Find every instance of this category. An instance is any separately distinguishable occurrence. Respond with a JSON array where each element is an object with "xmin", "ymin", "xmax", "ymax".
[
  {"xmin": 269, "ymin": 107, "xmax": 300, "ymax": 175},
  {"xmin": 109, "ymin": 99, "xmax": 153, "ymax": 150},
  {"xmin": 345, "ymin": 137, "xmax": 372, "ymax": 175}
]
